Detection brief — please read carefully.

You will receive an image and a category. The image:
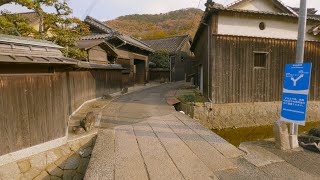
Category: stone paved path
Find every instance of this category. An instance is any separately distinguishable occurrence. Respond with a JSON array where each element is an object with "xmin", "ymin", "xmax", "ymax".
[{"xmin": 84, "ymin": 83, "xmax": 320, "ymax": 180}]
